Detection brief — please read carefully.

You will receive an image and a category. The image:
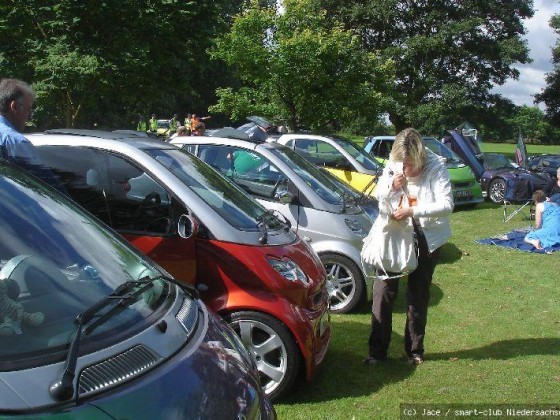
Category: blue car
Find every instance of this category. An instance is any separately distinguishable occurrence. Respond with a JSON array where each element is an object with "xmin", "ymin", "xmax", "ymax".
[
  {"xmin": 442, "ymin": 130, "xmax": 554, "ymax": 203},
  {"xmin": 0, "ymin": 161, "xmax": 275, "ymax": 419}
]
